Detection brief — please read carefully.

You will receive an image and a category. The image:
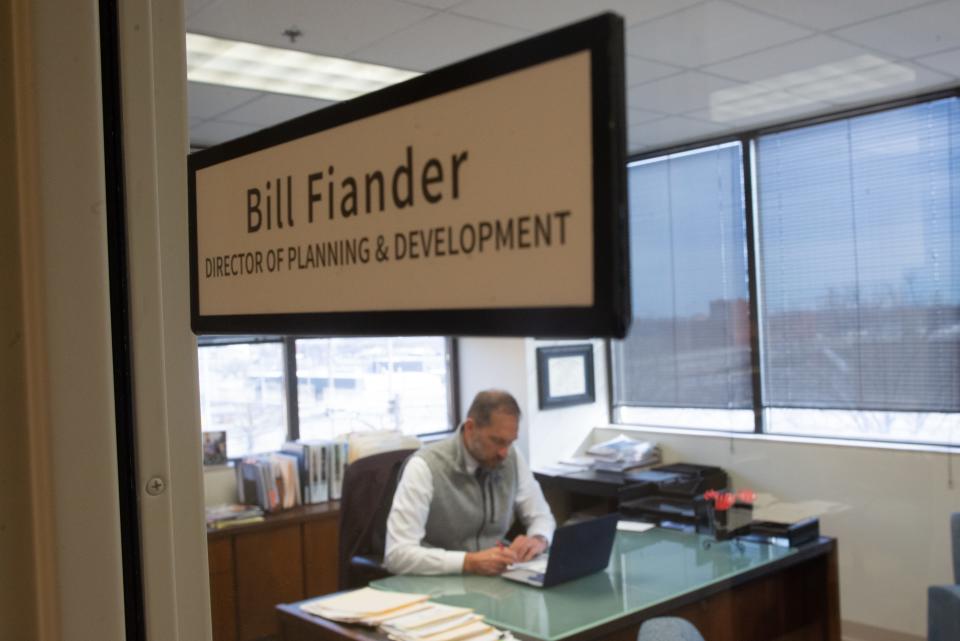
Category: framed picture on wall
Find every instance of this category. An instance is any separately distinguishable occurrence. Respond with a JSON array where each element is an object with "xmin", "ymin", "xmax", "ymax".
[{"xmin": 536, "ymin": 344, "xmax": 595, "ymax": 410}]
